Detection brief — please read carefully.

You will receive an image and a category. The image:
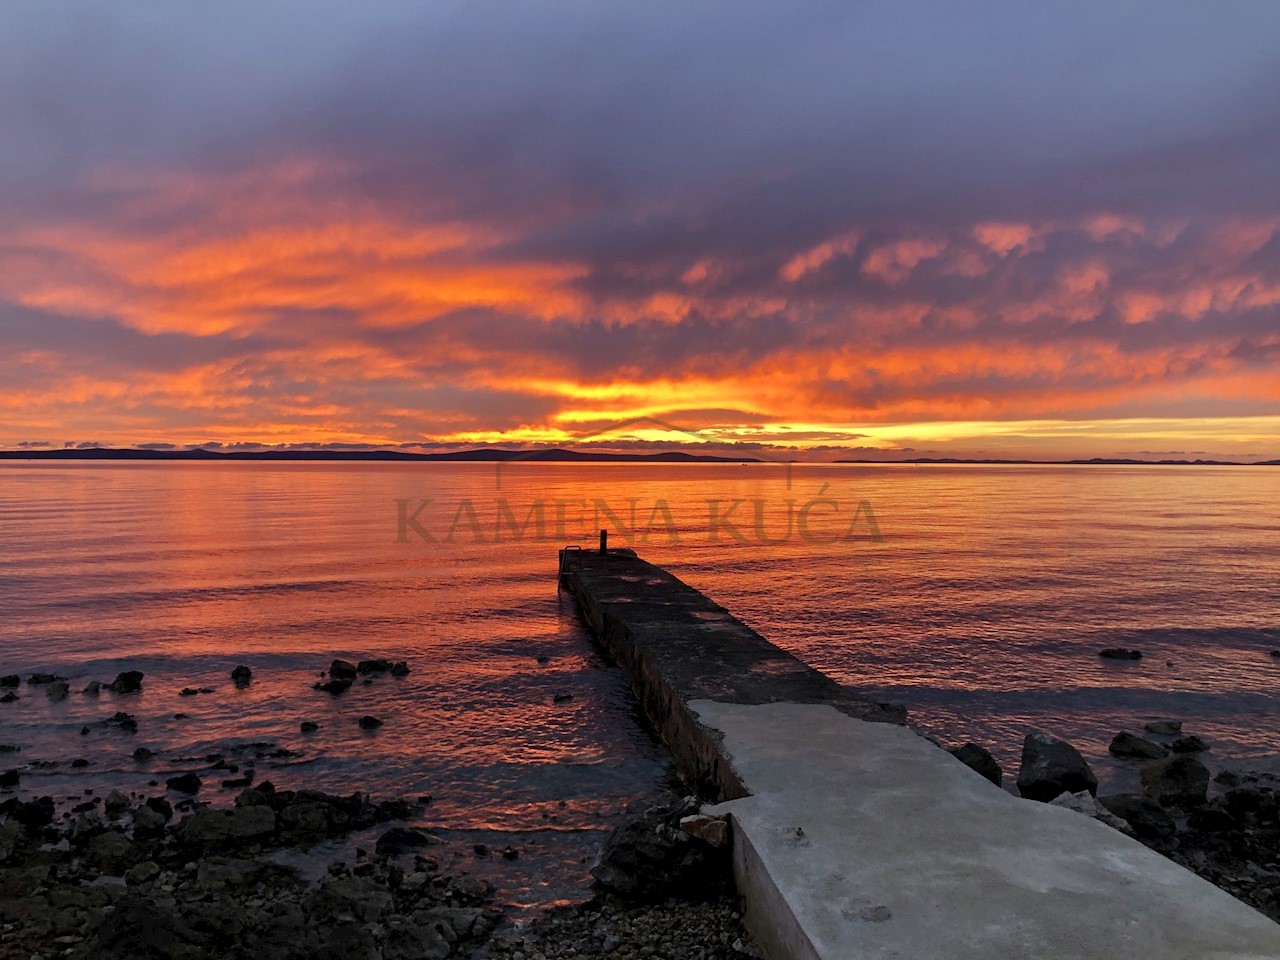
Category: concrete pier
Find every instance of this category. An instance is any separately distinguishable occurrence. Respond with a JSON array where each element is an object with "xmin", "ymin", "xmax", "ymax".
[{"xmin": 559, "ymin": 548, "xmax": 1280, "ymax": 960}]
